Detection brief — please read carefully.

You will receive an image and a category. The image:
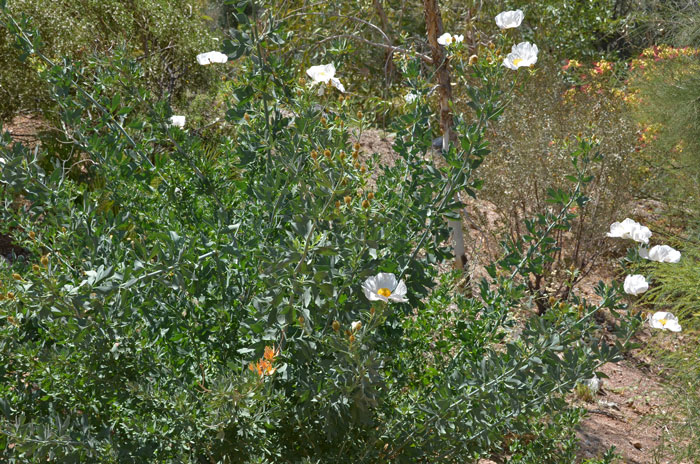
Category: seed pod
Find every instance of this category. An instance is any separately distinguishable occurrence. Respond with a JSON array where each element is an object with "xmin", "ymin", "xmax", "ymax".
[
  {"xmin": 311, "ymin": 150, "xmax": 318, "ymax": 160},
  {"xmin": 344, "ymin": 196, "xmax": 352, "ymax": 205},
  {"xmin": 356, "ymin": 111, "xmax": 363, "ymax": 119},
  {"xmin": 367, "ymin": 192, "xmax": 374, "ymax": 200},
  {"xmin": 323, "ymin": 149, "xmax": 332, "ymax": 159},
  {"xmin": 244, "ymin": 113, "xmax": 251, "ymax": 122},
  {"xmin": 335, "ymin": 200, "xmax": 341, "ymax": 208},
  {"xmin": 339, "ymin": 151, "xmax": 346, "ymax": 161},
  {"xmin": 353, "ymin": 142, "xmax": 361, "ymax": 151},
  {"xmin": 28, "ymin": 231, "xmax": 35, "ymax": 240},
  {"xmin": 41, "ymin": 255, "xmax": 49, "ymax": 266},
  {"xmin": 332, "ymin": 320, "xmax": 340, "ymax": 332},
  {"xmin": 12, "ymin": 273, "xmax": 22, "ymax": 281},
  {"xmin": 362, "ymin": 200, "xmax": 370, "ymax": 209}
]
